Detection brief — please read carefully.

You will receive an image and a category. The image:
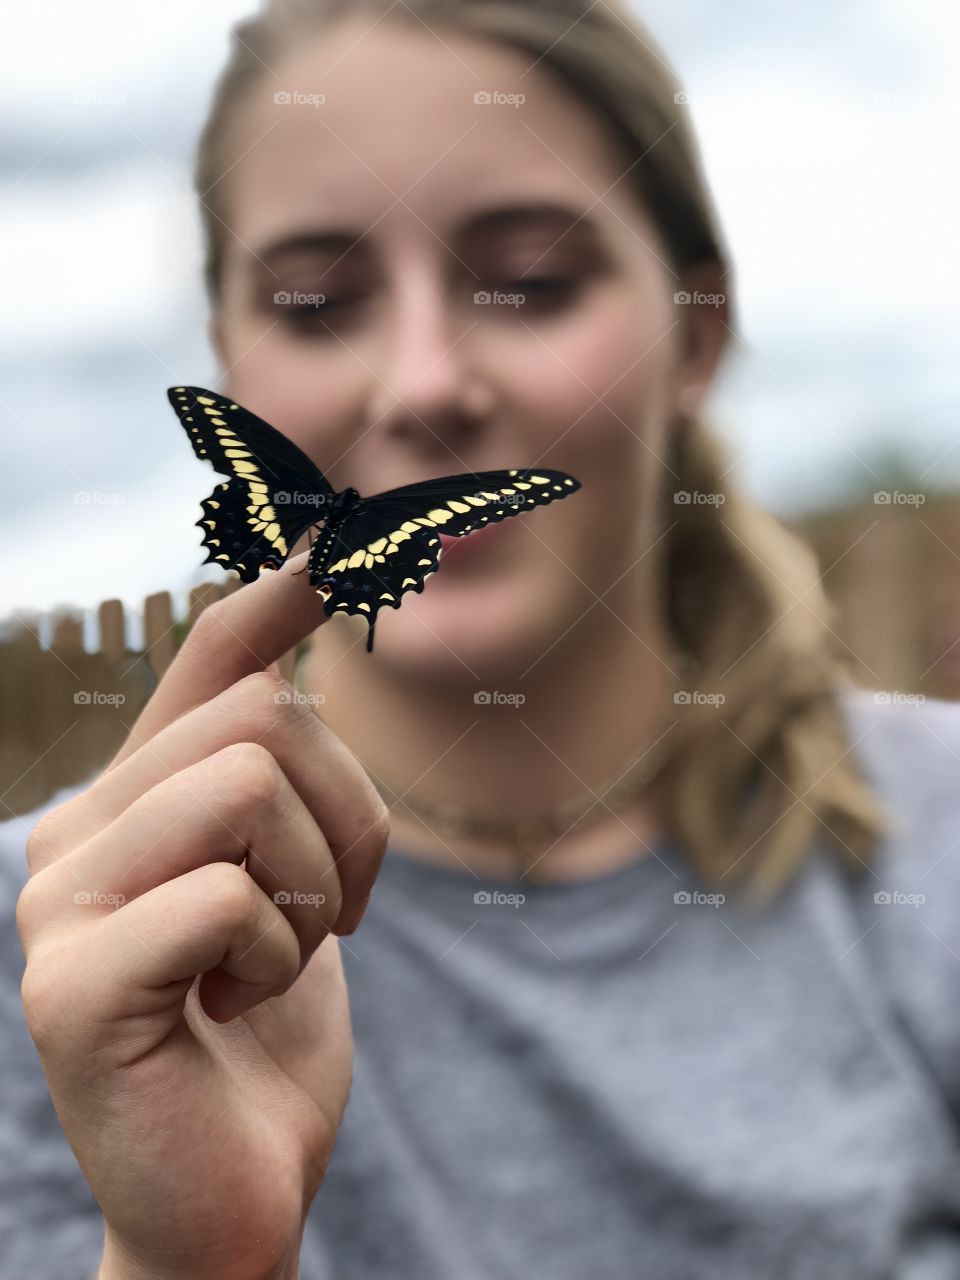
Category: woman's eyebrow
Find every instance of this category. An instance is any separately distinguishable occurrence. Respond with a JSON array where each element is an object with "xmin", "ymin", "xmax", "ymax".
[{"xmin": 250, "ymin": 200, "xmax": 600, "ymax": 275}]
